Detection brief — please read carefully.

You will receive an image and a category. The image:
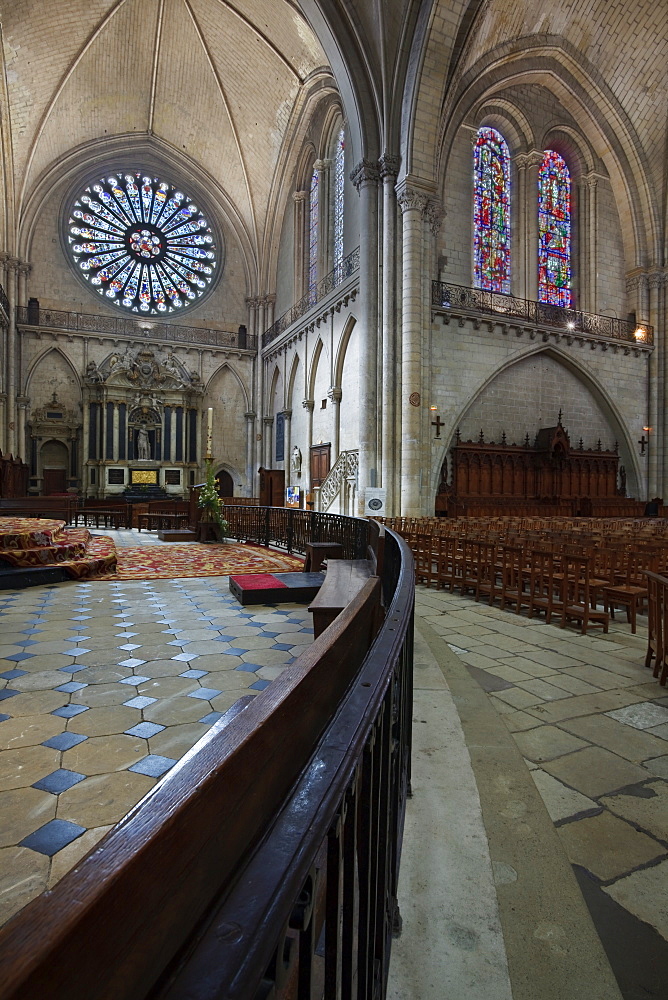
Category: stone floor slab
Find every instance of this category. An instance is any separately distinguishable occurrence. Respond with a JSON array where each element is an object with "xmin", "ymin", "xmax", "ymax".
[
  {"xmin": 600, "ymin": 781, "xmax": 668, "ymax": 842},
  {"xmin": 557, "ymin": 811, "xmax": 664, "ymax": 881},
  {"xmin": 560, "ymin": 714, "xmax": 667, "ymax": 764},
  {"xmin": 542, "ymin": 746, "xmax": 652, "ymax": 799},
  {"xmin": 530, "ymin": 770, "xmax": 599, "ymax": 823},
  {"xmin": 512, "ymin": 725, "xmax": 589, "ymax": 763},
  {"xmin": 603, "ymin": 859, "xmax": 668, "ymax": 941}
]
